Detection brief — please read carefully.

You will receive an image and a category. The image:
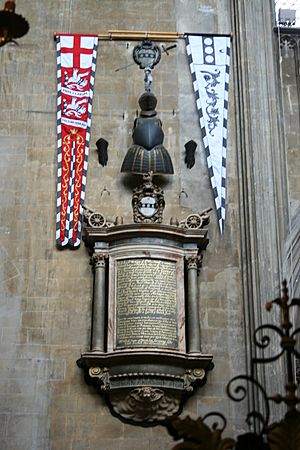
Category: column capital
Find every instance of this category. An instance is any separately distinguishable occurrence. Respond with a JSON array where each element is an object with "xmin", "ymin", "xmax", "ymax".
[
  {"xmin": 90, "ymin": 254, "xmax": 107, "ymax": 270},
  {"xmin": 185, "ymin": 254, "xmax": 203, "ymax": 273}
]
